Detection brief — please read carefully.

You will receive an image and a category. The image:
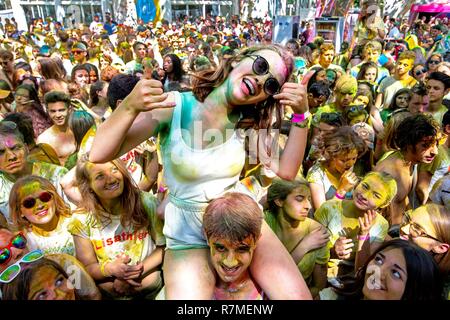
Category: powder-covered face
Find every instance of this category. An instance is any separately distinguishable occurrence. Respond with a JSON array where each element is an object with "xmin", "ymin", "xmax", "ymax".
[
  {"xmin": 329, "ymin": 149, "xmax": 358, "ymax": 174},
  {"xmin": 14, "ymin": 88, "xmax": 31, "ymax": 107},
  {"xmin": 364, "ymin": 49, "xmax": 380, "ymax": 63},
  {"xmin": 353, "ymin": 175, "xmax": 392, "ymax": 211},
  {"xmin": 87, "ymin": 162, "xmax": 125, "ymax": 201},
  {"xmin": 279, "ymin": 185, "xmax": 312, "ymax": 222},
  {"xmin": 396, "ymin": 58, "xmax": 414, "ymax": 76},
  {"xmin": 319, "ymin": 50, "xmax": 334, "ymax": 68},
  {"xmin": 362, "ymin": 247, "xmax": 407, "ymax": 300},
  {"xmin": 0, "ymin": 134, "xmax": 27, "ymax": 175},
  {"xmin": 28, "ymin": 265, "xmax": 76, "ymax": 300},
  {"xmin": 209, "ymin": 235, "xmax": 257, "ymax": 284},
  {"xmin": 224, "ymin": 49, "xmax": 288, "ymax": 107},
  {"xmin": 354, "ymin": 95, "xmax": 370, "ymax": 107},
  {"xmin": 336, "ymin": 86, "xmax": 357, "ymax": 108},
  {"xmin": 19, "ymin": 181, "xmax": 57, "ymax": 227}
]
